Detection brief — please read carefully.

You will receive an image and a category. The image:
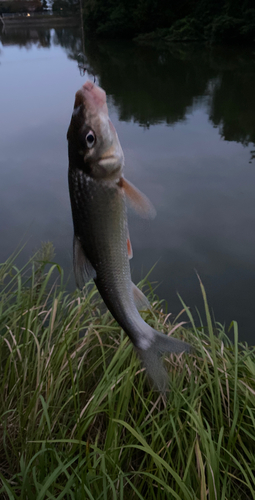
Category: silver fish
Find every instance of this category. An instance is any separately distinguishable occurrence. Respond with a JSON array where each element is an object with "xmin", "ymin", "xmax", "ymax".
[{"xmin": 67, "ymin": 81, "xmax": 191, "ymax": 391}]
